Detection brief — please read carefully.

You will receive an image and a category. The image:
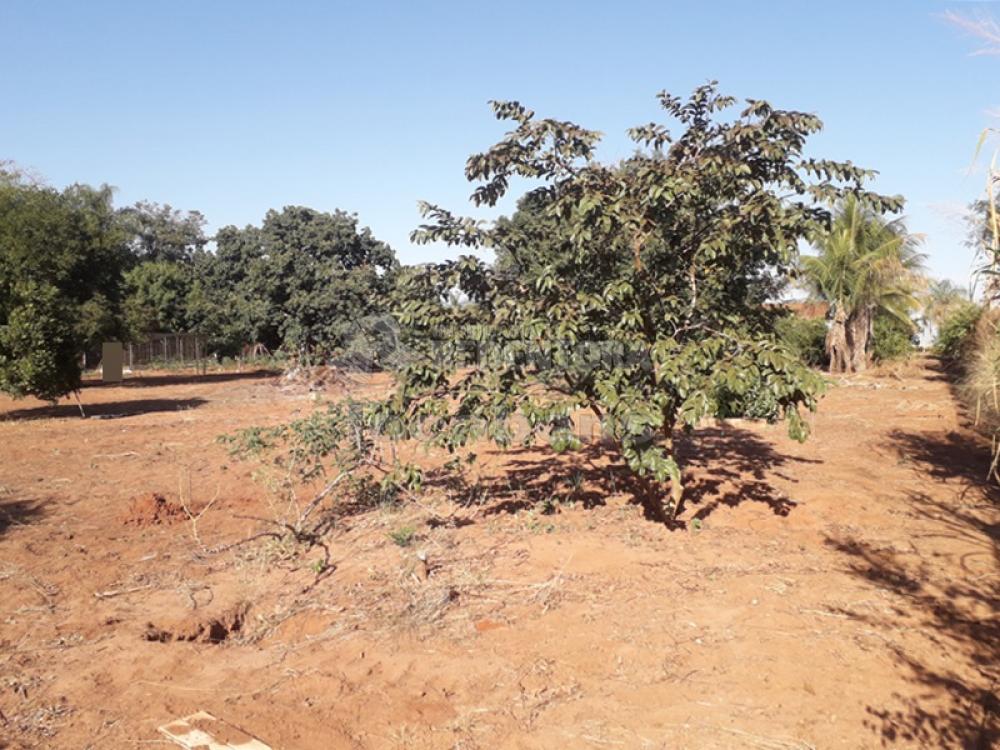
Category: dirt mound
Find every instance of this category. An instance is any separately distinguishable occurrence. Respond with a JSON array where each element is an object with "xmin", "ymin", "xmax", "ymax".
[
  {"xmin": 143, "ymin": 601, "xmax": 250, "ymax": 644},
  {"xmin": 121, "ymin": 493, "xmax": 185, "ymax": 527}
]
